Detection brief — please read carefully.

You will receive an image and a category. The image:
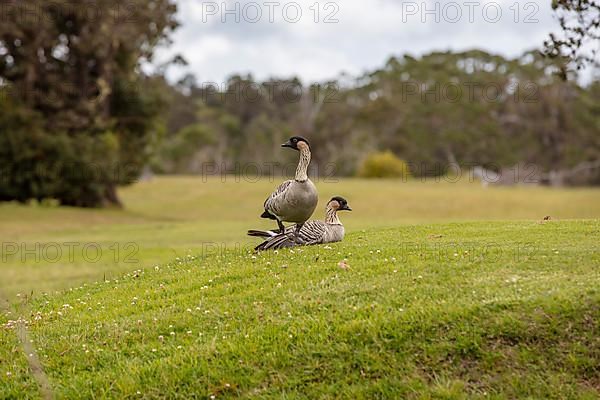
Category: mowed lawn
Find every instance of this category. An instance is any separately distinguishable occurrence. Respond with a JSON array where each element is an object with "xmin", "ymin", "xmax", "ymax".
[
  {"xmin": 1, "ymin": 177, "xmax": 599, "ymax": 398},
  {"xmin": 1, "ymin": 176, "xmax": 599, "ymax": 298}
]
